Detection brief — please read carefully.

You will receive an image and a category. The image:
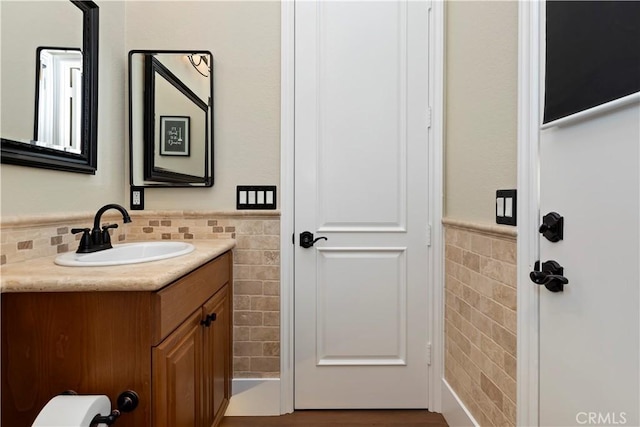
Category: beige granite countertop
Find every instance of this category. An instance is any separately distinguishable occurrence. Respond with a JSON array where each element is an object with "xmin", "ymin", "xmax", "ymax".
[{"xmin": 0, "ymin": 239, "xmax": 235, "ymax": 293}]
